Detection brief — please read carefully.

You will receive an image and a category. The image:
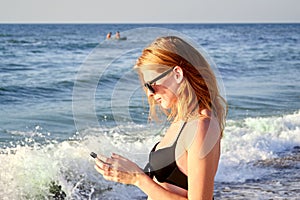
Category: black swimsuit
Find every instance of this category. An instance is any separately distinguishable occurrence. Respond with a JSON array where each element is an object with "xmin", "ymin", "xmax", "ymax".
[{"xmin": 144, "ymin": 122, "xmax": 188, "ymax": 190}]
